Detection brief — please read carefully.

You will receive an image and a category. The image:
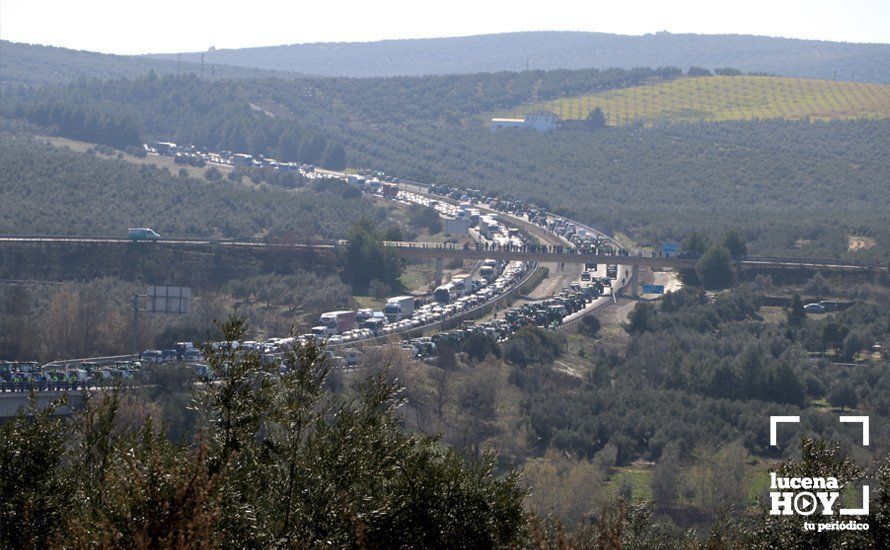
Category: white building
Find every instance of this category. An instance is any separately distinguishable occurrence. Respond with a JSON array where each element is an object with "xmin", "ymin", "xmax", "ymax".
[
  {"xmin": 489, "ymin": 117, "xmax": 526, "ymax": 132},
  {"xmin": 490, "ymin": 110, "xmax": 559, "ymax": 133},
  {"xmin": 524, "ymin": 110, "xmax": 559, "ymax": 132}
]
